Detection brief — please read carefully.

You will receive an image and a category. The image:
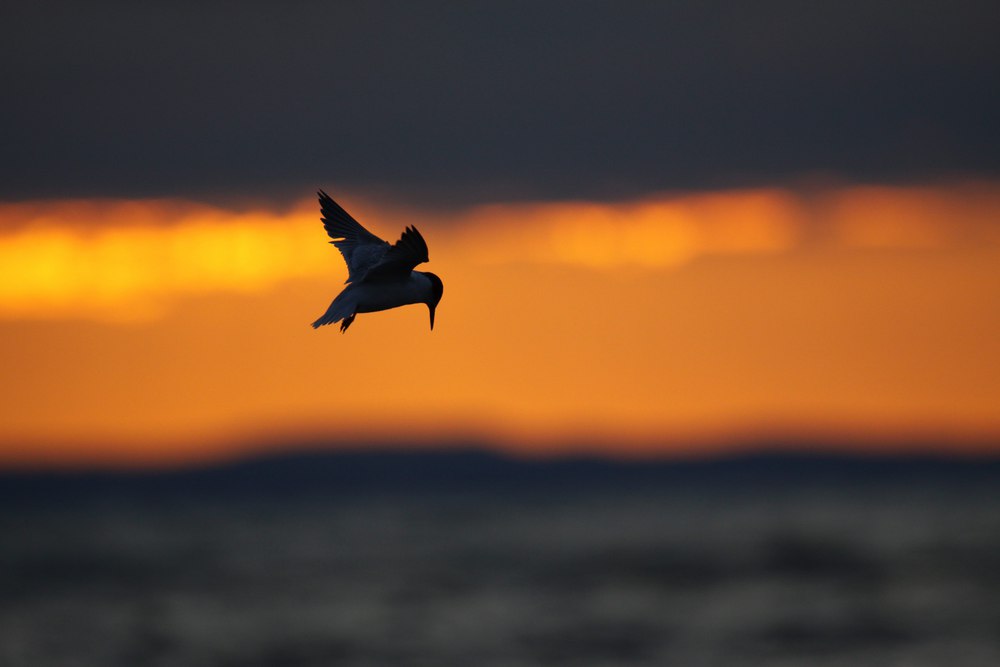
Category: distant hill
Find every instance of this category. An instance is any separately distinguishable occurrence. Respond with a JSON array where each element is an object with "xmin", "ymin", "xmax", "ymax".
[{"xmin": 3, "ymin": 446, "xmax": 1000, "ymax": 505}]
